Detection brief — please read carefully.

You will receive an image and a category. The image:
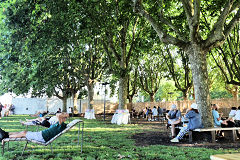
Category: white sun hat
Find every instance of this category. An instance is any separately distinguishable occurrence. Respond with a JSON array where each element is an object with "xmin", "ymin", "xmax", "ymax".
[{"xmin": 191, "ymin": 103, "xmax": 198, "ymax": 110}]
